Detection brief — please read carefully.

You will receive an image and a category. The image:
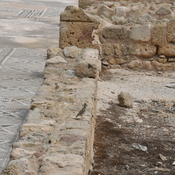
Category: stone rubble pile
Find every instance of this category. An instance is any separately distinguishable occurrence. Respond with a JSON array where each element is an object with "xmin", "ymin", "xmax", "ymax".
[
  {"xmin": 1, "ymin": 47, "xmax": 101, "ymax": 175},
  {"xmin": 60, "ymin": 1, "xmax": 175, "ymax": 71}
]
